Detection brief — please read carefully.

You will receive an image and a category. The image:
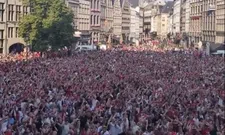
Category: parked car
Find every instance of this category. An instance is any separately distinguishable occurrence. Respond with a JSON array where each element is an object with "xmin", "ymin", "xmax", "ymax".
[{"xmin": 75, "ymin": 45, "xmax": 97, "ymax": 52}]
